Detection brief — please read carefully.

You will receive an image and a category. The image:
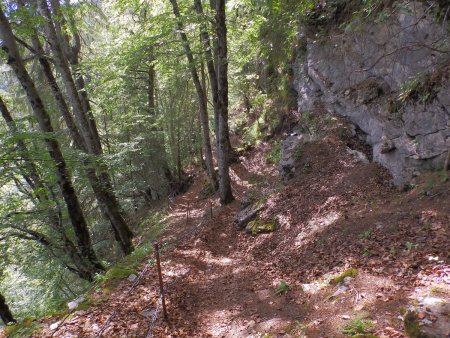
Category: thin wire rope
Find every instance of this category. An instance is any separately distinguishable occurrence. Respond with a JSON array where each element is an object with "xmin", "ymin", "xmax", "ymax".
[{"xmin": 96, "ymin": 207, "xmax": 213, "ymax": 337}]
